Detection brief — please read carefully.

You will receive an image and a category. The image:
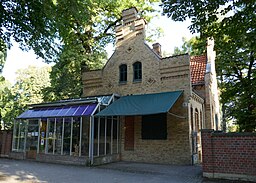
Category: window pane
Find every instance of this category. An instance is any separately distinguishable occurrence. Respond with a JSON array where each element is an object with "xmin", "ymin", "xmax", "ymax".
[
  {"xmin": 141, "ymin": 113, "xmax": 167, "ymax": 140},
  {"xmin": 47, "ymin": 119, "xmax": 55, "ymax": 154},
  {"xmin": 39, "ymin": 119, "xmax": 47, "ymax": 153},
  {"xmin": 112, "ymin": 118, "xmax": 118, "ymax": 154},
  {"xmin": 72, "ymin": 117, "xmax": 80, "ymax": 156},
  {"xmin": 119, "ymin": 64, "xmax": 127, "ymax": 82},
  {"xmin": 55, "ymin": 118, "xmax": 63, "ymax": 155},
  {"xmin": 13, "ymin": 121, "xmax": 19, "ymax": 150},
  {"xmin": 133, "ymin": 62, "xmax": 142, "ymax": 81},
  {"xmin": 81, "ymin": 117, "xmax": 89, "ymax": 156},
  {"xmin": 63, "ymin": 118, "xmax": 71, "ymax": 155},
  {"xmin": 26, "ymin": 120, "xmax": 39, "ymax": 152}
]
